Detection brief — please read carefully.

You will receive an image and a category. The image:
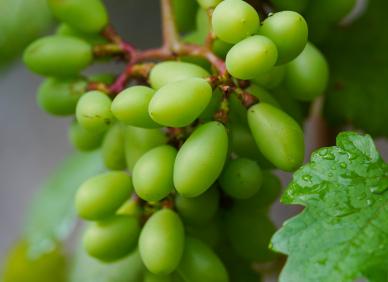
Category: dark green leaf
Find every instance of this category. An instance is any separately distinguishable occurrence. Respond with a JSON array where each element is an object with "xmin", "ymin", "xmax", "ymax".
[
  {"xmin": 24, "ymin": 151, "xmax": 105, "ymax": 257},
  {"xmin": 323, "ymin": 1, "xmax": 388, "ymax": 137},
  {"xmin": 271, "ymin": 132, "xmax": 388, "ymax": 282}
]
